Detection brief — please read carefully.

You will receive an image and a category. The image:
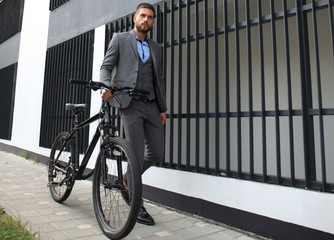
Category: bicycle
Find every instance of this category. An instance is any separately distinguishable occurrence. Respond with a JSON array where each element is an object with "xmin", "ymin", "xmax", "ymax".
[{"xmin": 47, "ymin": 79, "xmax": 143, "ymax": 239}]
